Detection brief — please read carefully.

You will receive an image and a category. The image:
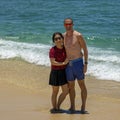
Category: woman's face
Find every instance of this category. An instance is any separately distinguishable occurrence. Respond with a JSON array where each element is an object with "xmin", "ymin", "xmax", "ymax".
[{"xmin": 54, "ymin": 34, "xmax": 63, "ymax": 47}]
